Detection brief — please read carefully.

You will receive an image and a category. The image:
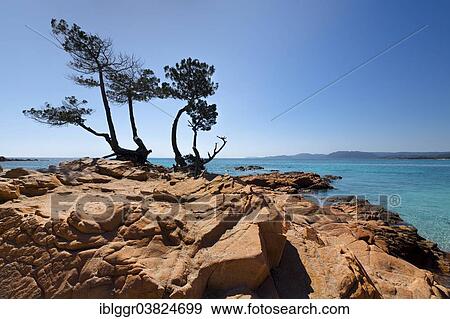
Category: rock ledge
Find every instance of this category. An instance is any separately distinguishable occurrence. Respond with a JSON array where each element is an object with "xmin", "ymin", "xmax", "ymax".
[{"xmin": 0, "ymin": 158, "xmax": 448, "ymax": 299}]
